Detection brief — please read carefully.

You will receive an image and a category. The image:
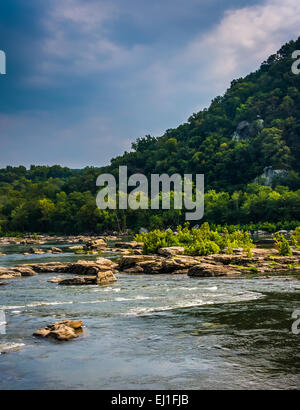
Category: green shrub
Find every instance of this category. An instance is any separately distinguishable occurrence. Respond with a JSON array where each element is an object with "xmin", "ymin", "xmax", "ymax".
[
  {"xmin": 136, "ymin": 222, "xmax": 253, "ymax": 256},
  {"xmin": 274, "ymin": 232, "xmax": 292, "ymax": 256},
  {"xmin": 291, "ymin": 227, "xmax": 300, "ymax": 247}
]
